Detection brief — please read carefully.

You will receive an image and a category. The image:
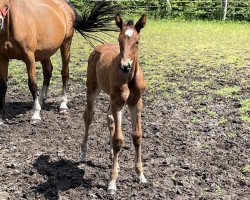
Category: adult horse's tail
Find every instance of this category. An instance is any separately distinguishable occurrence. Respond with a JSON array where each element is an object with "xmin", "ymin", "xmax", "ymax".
[{"xmin": 73, "ymin": 1, "xmax": 122, "ymax": 46}]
